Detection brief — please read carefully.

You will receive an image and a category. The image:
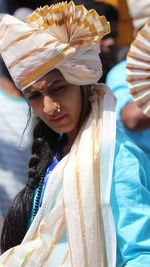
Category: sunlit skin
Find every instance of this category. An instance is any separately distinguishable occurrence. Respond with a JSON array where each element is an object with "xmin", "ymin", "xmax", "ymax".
[{"xmin": 24, "ymin": 69, "xmax": 83, "ymax": 149}]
